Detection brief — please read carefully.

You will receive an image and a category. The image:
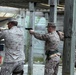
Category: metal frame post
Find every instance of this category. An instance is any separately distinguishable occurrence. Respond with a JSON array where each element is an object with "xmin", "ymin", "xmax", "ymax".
[
  {"xmin": 28, "ymin": 2, "xmax": 35, "ymax": 75},
  {"xmin": 62, "ymin": 0, "xmax": 76, "ymax": 75},
  {"xmin": 49, "ymin": 0, "xmax": 57, "ymax": 24}
]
